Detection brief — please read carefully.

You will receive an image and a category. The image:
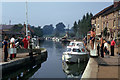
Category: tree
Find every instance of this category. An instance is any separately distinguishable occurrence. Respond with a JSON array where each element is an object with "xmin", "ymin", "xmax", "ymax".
[
  {"xmin": 10, "ymin": 24, "xmax": 23, "ymax": 32},
  {"xmin": 103, "ymin": 27, "xmax": 108, "ymax": 38},
  {"xmin": 55, "ymin": 22, "xmax": 66, "ymax": 33},
  {"xmin": 73, "ymin": 21, "xmax": 78, "ymax": 36},
  {"xmin": 42, "ymin": 24, "xmax": 54, "ymax": 35},
  {"xmin": 72, "ymin": 12, "xmax": 93, "ymax": 39},
  {"xmin": 31, "ymin": 26, "xmax": 43, "ymax": 37}
]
